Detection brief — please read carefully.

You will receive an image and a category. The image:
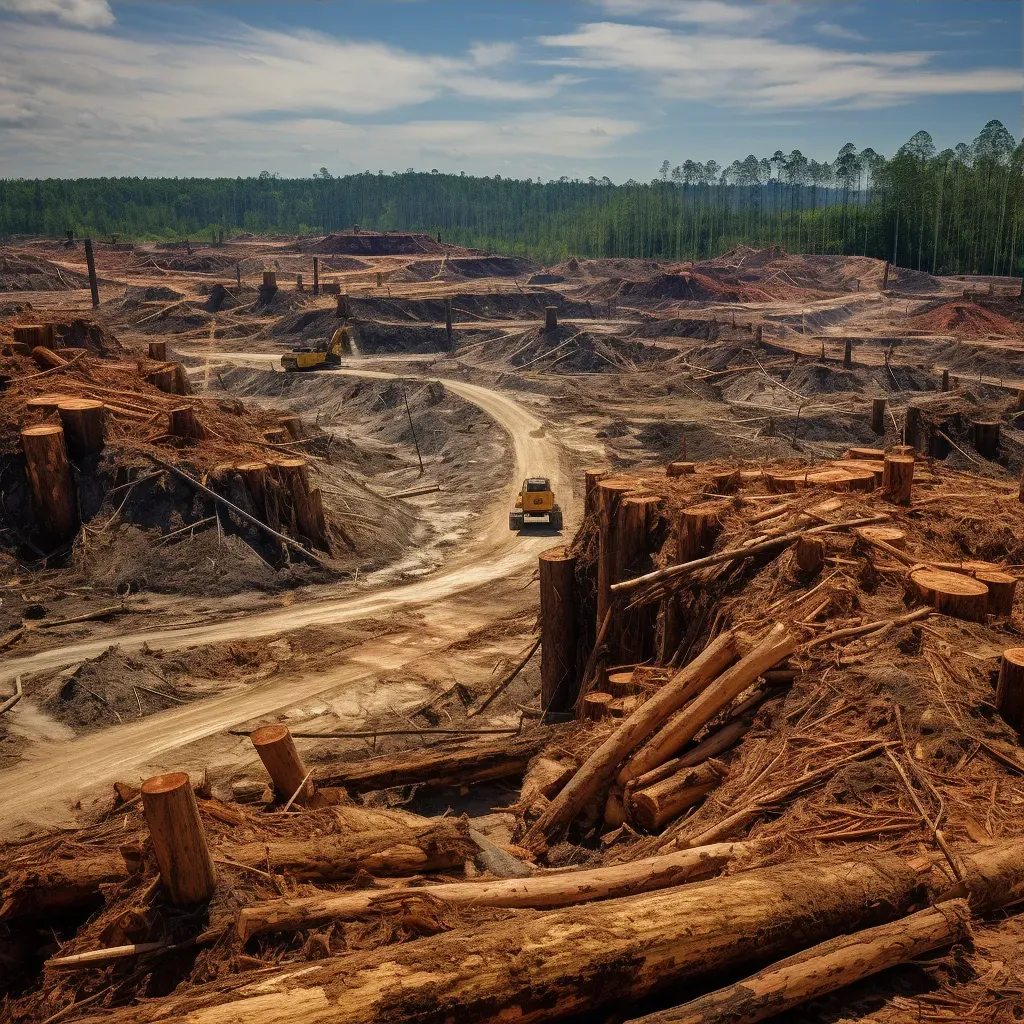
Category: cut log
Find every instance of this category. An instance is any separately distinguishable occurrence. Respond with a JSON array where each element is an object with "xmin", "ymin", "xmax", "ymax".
[
  {"xmin": 539, "ymin": 546, "xmax": 578, "ymax": 716},
  {"xmin": 794, "ymin": 536, "xmax": 825, "ymax": 575},
  {"xmin": 148, "ymin": 340, "xmax": 167, "ymax": 361},
  {"xmin": 620, "ymin": 624, "xmax": 797, "ymax": 784},
  {"xmin": 235, "ymin": 841, "xmax": 751, "ymax": 942},
  {"xmin": 972, "ymin": 419, "xmax": 1000, "ymax": 458},
  {"xmin": 629, "ymin": 761, "xmax": 726, "ymax": 831},
  {"xmin": 856, "ymin": 526, "xmax": 906, "ymax": 550},
  {"xmin": 870, "ymin": 398, "xmax": 886, "ymax": 435},
  {"xmin": 314, "ymin": 733, "xmax": 549, "ymax": 791},
  {"xmin": 624, "ymin": 900, "xmax": 971, "ymax": 1024},
  {"xmin": 996, "ymin": 648, "xmax": 1024, "ymax": 734},
  {"xmin": 525, "ymin": 632, "xmax": 738, "ymax": 850},
  {"xmin": 14, "ymin": 324, "xmax": 54, "ymax": 349},
  {"xmin": 54, "ymin": 398, "xmax": 105, "ymax": 458},
  {"xmin": 582, "ymin": 692, "xmax": 615, "ymax": 720},
  {"xmin": 250, "ymin": 725, "xmax": 314, "ymax": 805},
  {"xmin": 32, "ymin": 345, "xmax": 66, "ymax": 369},
  {"xmin": 584, "ymin": 468, "xmax": 607, "ymax": 516},
  {"xmin": 168, "ymin": 405, "xmax": 205, "ymax": 441},
  {"xmin": 140, "ymin": 772, "xmax": 216, "ymax": 906},
  {"xmin": 223, "ymin": 817, "xmax": 475, "ymax": 881},
  {"xmin": 911, "ymin": 567, "xmax": 989, "ymax": 623},
  {"xmin": 81, "ymin": 853, "xmax": 927, "ymax": 1024},
  {"xmin": 882, "ymin": 454, "xmax": 914, "ymax": 504},
  {"xmin": 595, "ymin": 478, "xmax": 634, "ymax": 630},
  {"xmin": 0, "ymin": 853, "xmax": 129, "ymax": 922},
  {"xmin": 517, "ymin": 757, "xmax": 575, "ymax": 816},
  {"xmin": 666, "ymin": 462, "xmax": 696, "ymax": 477},
  {"xmin": 604, "ymin": 788, "xmax": 627, "ymax": 828},
  {"xmin": 975, "ymin": 570, "xmax": 1017, "ymax": 617},
  {"xmin": 20, "ymin": 424, "xmax": 78, "ymax": 544}
]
